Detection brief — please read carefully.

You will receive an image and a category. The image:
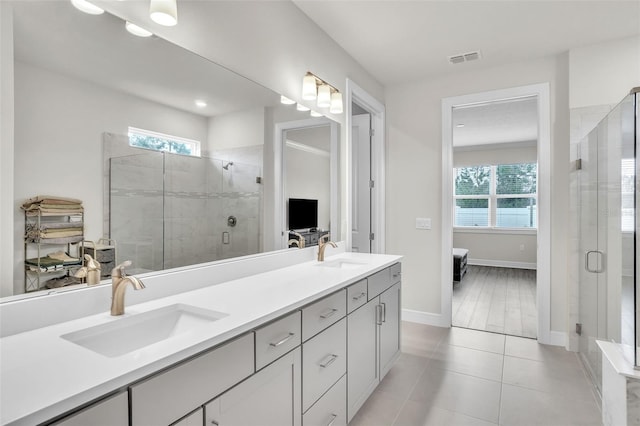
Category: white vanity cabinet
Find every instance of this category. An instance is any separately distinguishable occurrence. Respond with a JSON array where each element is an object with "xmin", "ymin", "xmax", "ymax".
[
  {"xmin": 347, "ymin": 263, "xmax": 401, "ymax": 422},
  {"xmin": 129, "ymin": 333, "xmax": 254, "ymax": 426},
  {"xmin": 171, "ymin": 408, "xmax": 203, "ymax": 426},
  {"xmin": 205, "ymin": 348, "xmax": 302, "ymax": 426},
  {"xmin": 51, "ymin": 392, "xmax": 128, "ymax": 426}
]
